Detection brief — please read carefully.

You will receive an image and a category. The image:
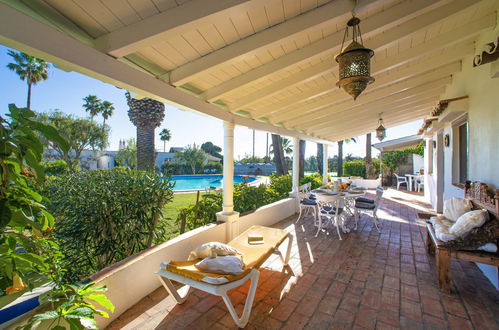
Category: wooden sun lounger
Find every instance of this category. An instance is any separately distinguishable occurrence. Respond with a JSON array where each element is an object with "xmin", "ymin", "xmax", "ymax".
[{"xmin": 156, "ymin": 225, "xmax": 293, "ymax": 328}]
